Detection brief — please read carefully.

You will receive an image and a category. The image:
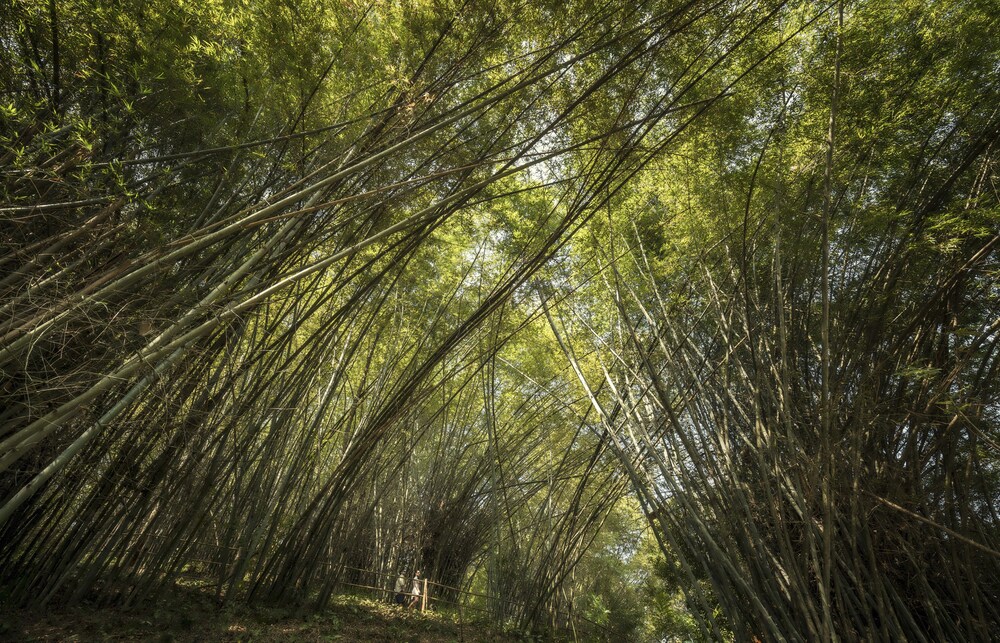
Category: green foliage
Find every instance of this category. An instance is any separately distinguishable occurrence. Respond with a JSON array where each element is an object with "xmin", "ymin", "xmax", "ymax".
[
  {"xmin": 2, "ymin": 0, "xmax": 999, "ymax": 639},
  {"xmin": 550, "ymin": 496, "xmax": 727, "ymax": 642}
]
